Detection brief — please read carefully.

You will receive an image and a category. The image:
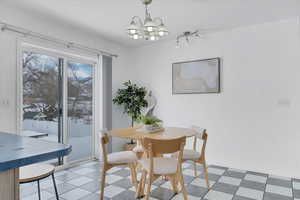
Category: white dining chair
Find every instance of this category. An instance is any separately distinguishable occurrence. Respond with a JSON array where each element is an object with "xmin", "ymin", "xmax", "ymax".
[
  {"xmin": 99, "ymin": 130, "xmax": 138, "ymax": 200},
  {"xmin": 180, "ymin": 125, "xmax": 210, "ymax": 188}
]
